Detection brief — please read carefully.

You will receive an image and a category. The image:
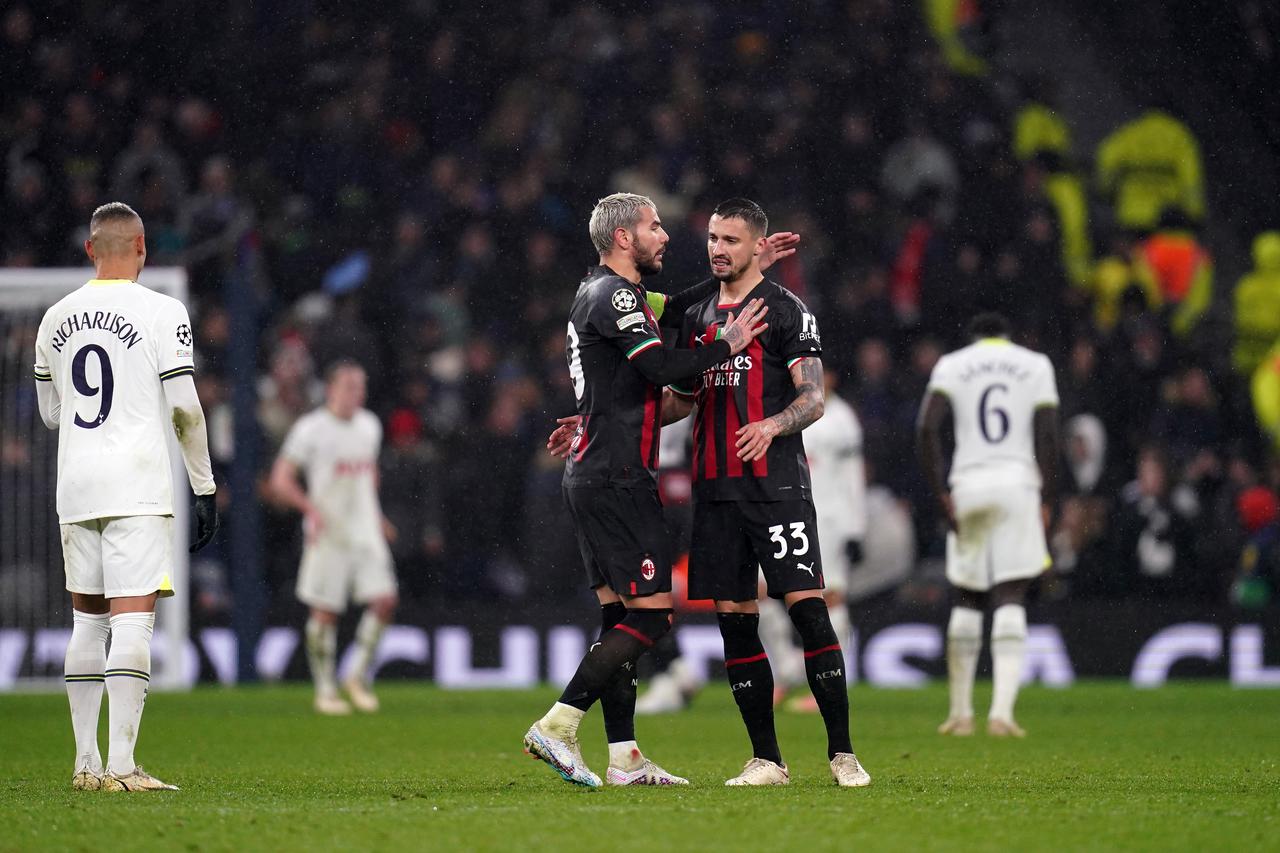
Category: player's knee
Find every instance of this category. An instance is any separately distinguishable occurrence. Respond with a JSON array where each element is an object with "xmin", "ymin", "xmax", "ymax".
[
  {"xmin": 620, "ymin": 608, "xmax": 673, "ymax": 645},
  {"xmin": 787, "ymin": 596, "xmax": 838, "ymax": 648}
]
